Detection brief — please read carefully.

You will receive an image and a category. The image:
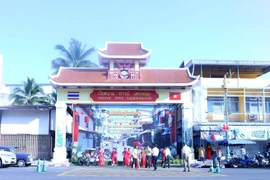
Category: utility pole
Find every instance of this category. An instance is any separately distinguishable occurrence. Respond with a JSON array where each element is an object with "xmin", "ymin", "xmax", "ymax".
[{"xmin": 222, "ymin": 74, "xmax": 230, "ymax": 161}]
